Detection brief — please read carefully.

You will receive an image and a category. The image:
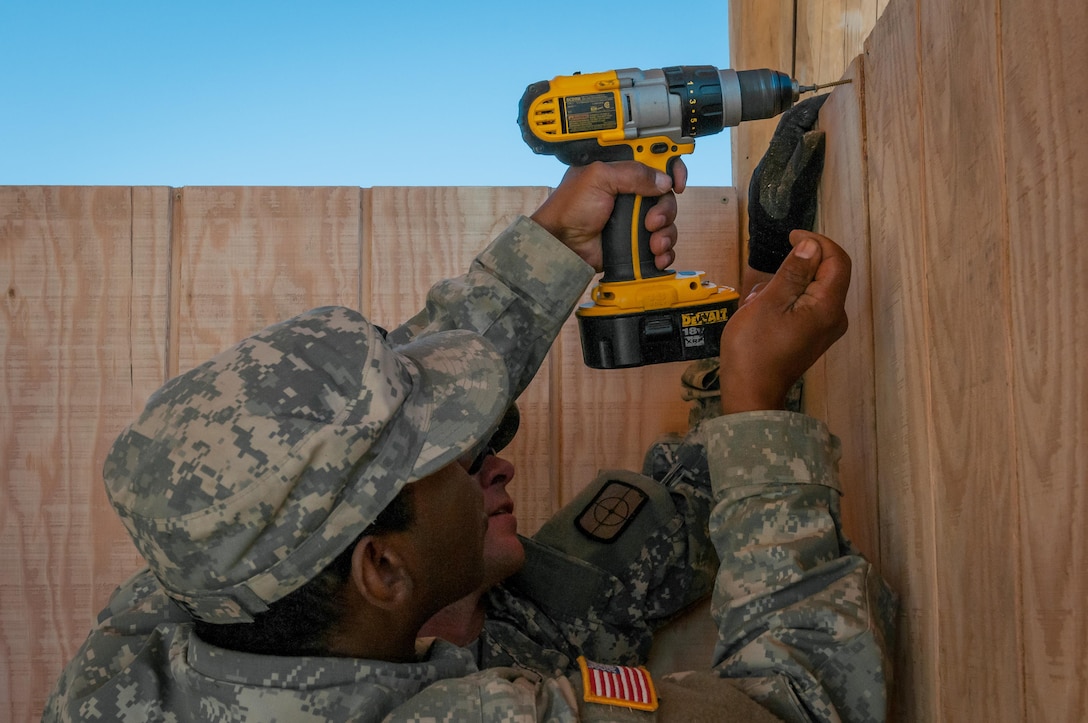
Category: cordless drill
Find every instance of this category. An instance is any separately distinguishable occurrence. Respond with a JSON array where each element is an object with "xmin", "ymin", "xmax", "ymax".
[{"xmin": 519, "ymin": 65, "xmax": 816, "ymax": 369}]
